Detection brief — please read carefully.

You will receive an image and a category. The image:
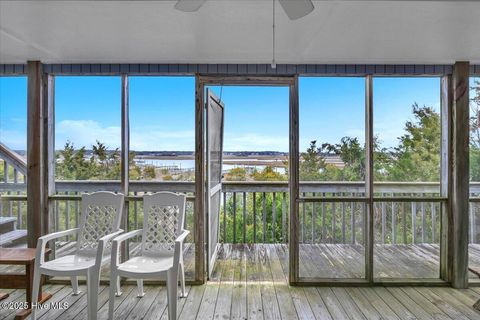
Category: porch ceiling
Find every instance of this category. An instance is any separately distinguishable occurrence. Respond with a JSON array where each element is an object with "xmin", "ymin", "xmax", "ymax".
[{"xmin": 0, "ymin": 1, "xmax": 479, "ymax": 64}]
